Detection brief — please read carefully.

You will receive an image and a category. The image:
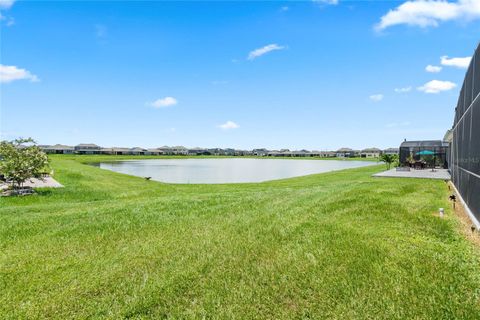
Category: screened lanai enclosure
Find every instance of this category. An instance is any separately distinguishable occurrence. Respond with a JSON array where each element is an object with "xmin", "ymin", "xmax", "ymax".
[
  {"xmin": 399, "ymin": 140, "xmax": 449, "ymax": 168},
  {"xmin": 450, "ymin": 42, "xmax": 480, "ymax": 224}
]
